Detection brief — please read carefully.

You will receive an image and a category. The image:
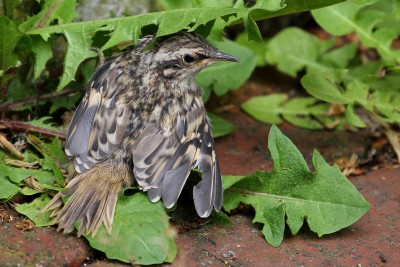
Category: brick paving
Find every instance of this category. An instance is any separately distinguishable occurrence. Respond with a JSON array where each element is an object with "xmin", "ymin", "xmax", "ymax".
[{"xmin": 1, "ymin": 83, "xmax": 399, "ymax": 266}]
